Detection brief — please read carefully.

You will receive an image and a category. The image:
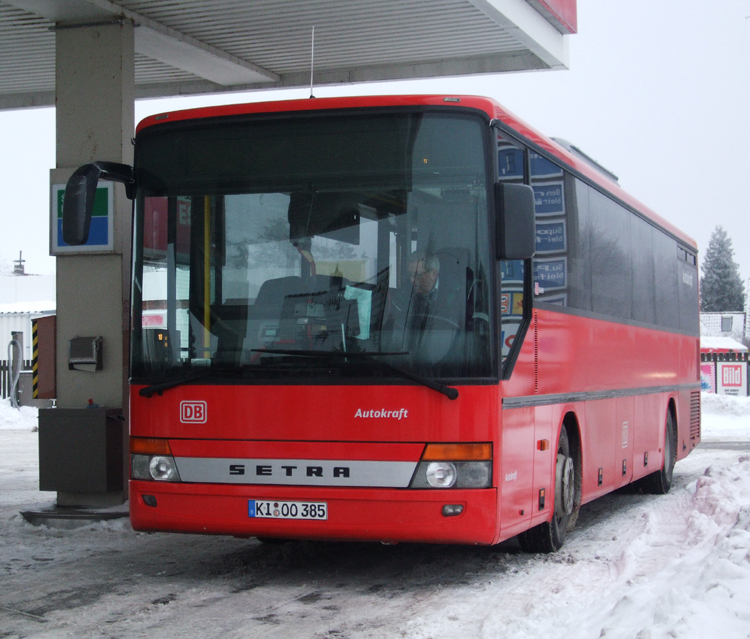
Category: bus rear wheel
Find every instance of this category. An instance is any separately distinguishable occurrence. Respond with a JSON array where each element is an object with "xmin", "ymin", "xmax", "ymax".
[
  {"xmin": 518, "ymin": 425, "xmax": 576, "ymax": 553},
  {"xmin": 639, "ymin": 409, "xmax": 676, "ymax": 495}
]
